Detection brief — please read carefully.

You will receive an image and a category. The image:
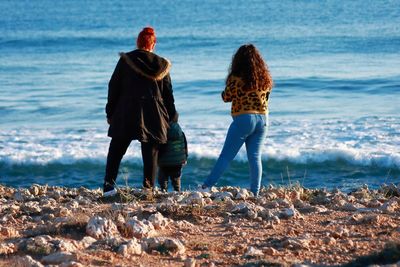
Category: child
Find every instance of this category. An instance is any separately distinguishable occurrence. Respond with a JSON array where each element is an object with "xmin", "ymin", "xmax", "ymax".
[{"xmin": 158, "ymin": 120, "xmax": 188, "ymax": 192}]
